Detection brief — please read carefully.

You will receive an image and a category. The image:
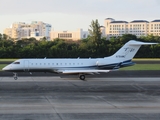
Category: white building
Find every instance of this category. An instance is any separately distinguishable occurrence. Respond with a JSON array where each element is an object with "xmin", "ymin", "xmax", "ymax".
[
  {"xmin": 104, "ymin": 18, "xmax": 160, "ymax": 38},
  {"xmin": 4, "ymin": 18, "xmax": 160, "ymax": 41},
  {"xmin": 50, "ymin": 29, "xmax": 88, "ymax": 41},
  {"xmin": 3, "ymin": 21, "xmax": 51, "ymax": 40}
]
